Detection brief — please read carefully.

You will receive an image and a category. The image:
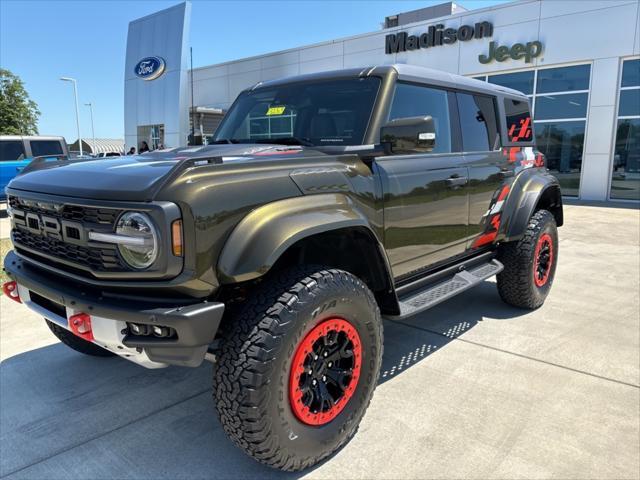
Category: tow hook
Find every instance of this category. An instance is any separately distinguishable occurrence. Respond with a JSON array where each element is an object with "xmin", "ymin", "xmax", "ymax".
[
  {"xmin": 69, "ymin": 313, "xmax": 94, "ymax": 342},
  {"xmin": 2, "ymin": 281, "xmax": 21, "ymax": 303}
]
